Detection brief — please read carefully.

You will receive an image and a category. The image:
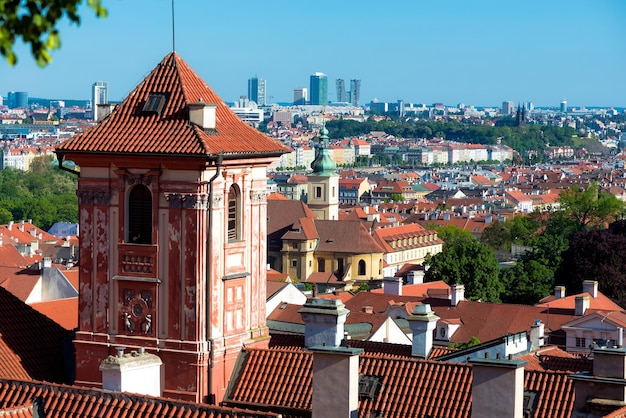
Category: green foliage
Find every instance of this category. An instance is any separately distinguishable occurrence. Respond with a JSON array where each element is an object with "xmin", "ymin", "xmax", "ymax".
[
  {"xmin": 559, "ymin": 182, "xmax": 624, "ymax": 231},
  {"xmin": 0, "ymin": 156, "xmax": 78, "ymax": 230},
  {"xmin": 449, "ymin": 336, "xmax": 481, "ymax": 349},
  {"xmin": 0, "ymin": 0, "xmax": 107, "ymax": 66},
  {"xmin": 424, "ymin": 225, "xmax": 502, "ymax": 302},
  {"xmin": 481, "ymin": 215, "xmax": 539, "ymax": 251},
  {"xmin": 357, "ymin": 282, "xmax": 370, "ymax": 293}
]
